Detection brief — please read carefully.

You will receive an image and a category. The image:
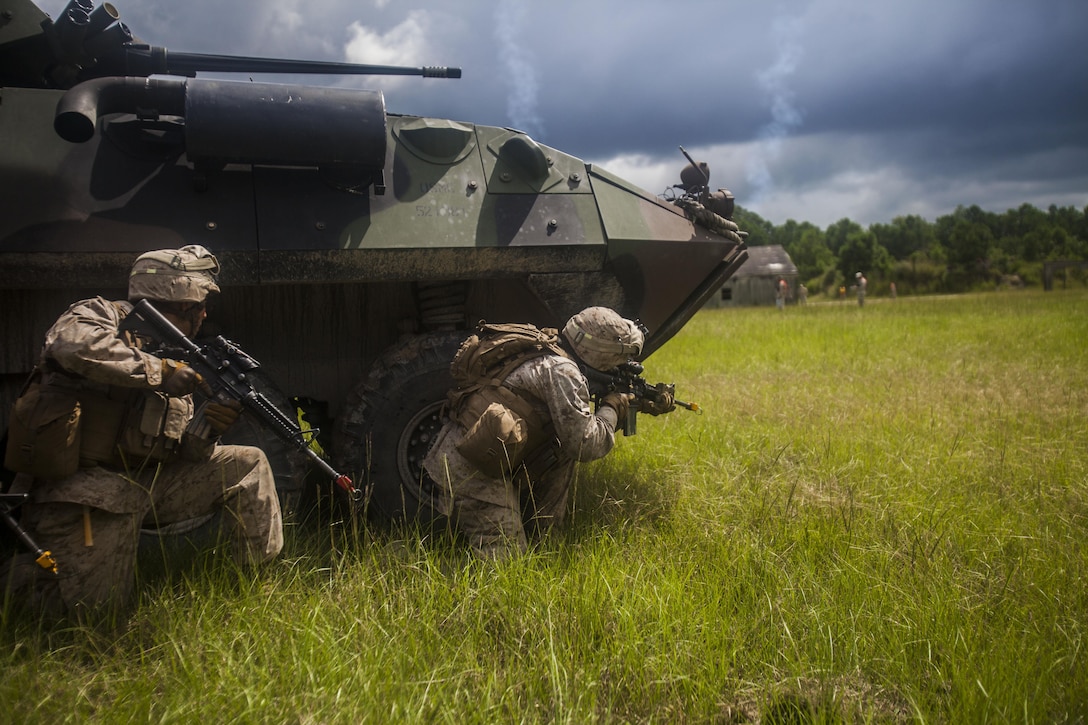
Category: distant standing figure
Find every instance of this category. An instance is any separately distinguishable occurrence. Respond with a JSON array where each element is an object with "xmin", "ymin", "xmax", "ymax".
[
  {"xmin": 890, "ymin": 282, "xmax": 897, "ymax": 300},
  {"xmin": 839, "ymin": 285, "xmax": 846, "ymax": 301},
  {"xmin": 798, "ymin": 284, "xmax": 808, "ymax": 305},
  {"xmin": 775, "ymin": 278, "xmax": 787, "ymax": 310},
  {"xmin": 855, "ymin": 272, "xmax": 867, "ymax": 307}
]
